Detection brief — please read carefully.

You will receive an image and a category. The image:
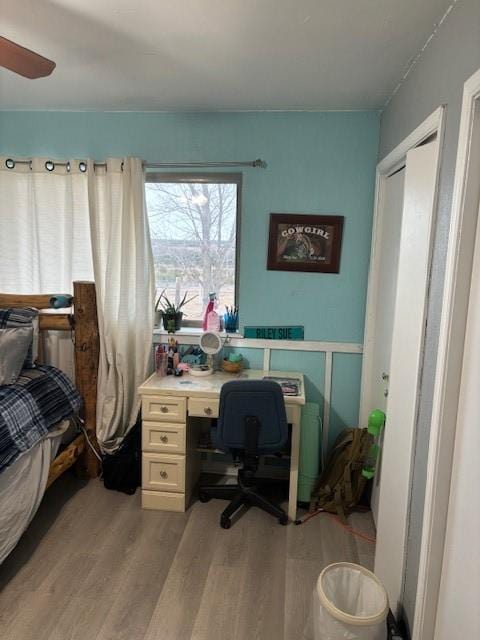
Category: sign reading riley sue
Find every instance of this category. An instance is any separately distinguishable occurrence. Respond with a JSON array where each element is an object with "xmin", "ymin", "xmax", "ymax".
[{"xmin": 244, "ymin": 326, "xmax": 305, "ymax": 340}]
